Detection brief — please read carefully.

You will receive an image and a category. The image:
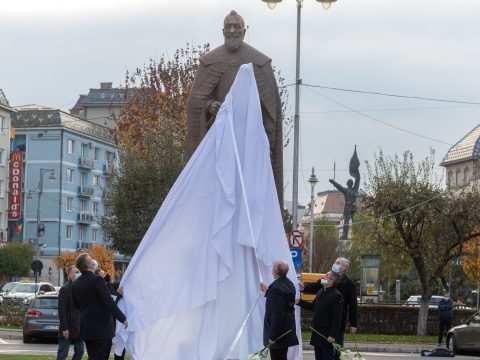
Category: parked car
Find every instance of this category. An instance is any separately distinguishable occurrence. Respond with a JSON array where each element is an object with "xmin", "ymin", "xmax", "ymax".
[
  {"xmin": 447, "ymin": 311, "xmax": 480, "ymax": 354},
  {"xmin": 405, "ymin": 295, "xmax": 444, "ymax": 308},
  {"xmin": 0, "ymin": 282, "xmax": 19, "ymax": 296},
  {"xmin": 2, "ymin": 282, "xmax": 56, "ymax": 306},
  {"xmin": 23, "ymin": 294, "xmax": 59, "ymax": 343}
]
